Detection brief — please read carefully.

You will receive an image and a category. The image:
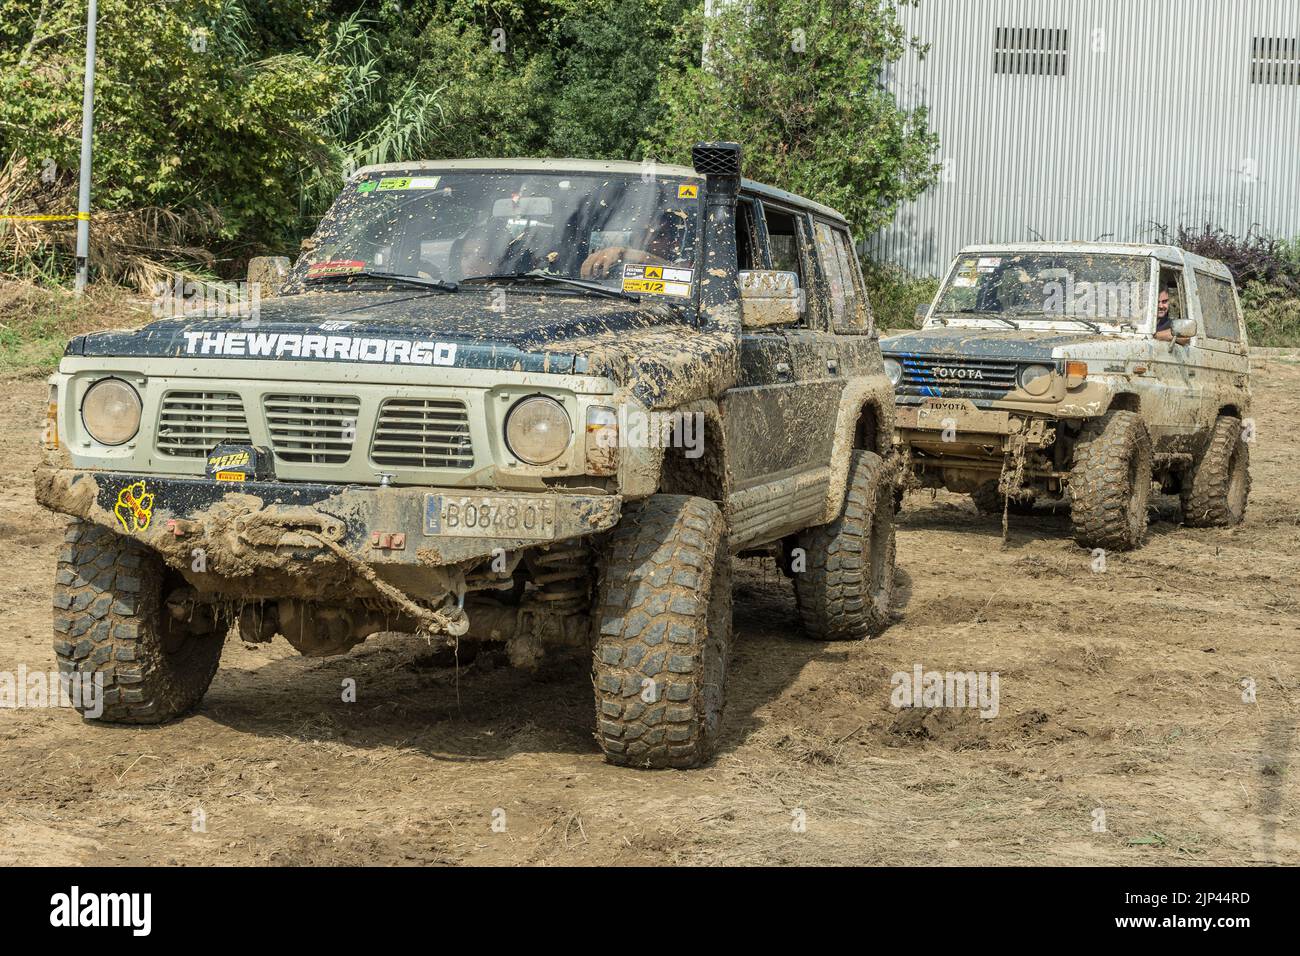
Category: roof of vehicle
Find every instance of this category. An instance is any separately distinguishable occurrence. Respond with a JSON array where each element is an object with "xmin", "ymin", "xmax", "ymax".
[
  {"xmin": 956, "ymin": 241, "xmax": 1234, "ymax": 280},
  {"xmin": 352, "ymin": 158, "xmax": 850, "ymax": 226}
]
